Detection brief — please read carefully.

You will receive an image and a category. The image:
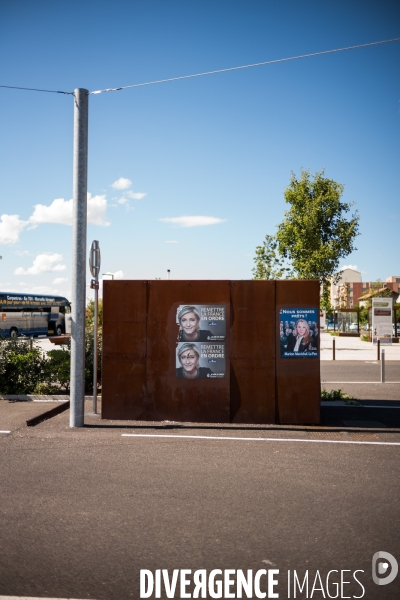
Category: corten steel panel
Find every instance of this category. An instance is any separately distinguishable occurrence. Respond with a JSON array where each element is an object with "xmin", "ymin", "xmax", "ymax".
[
  {"xmin": 102, "ymin": 356, "xmax": 147, "ymax": 420},
  {"xmin": 102, "ymin": 279, "xmax": 320, "ymax": 424},
  {"xmin": 230, "ymin": 281, "xmax": 276, "ymax": 424},
  {"xmin": 275, "ymin": 280, "xmax": 321, "ymax": 425},
  {"xmin": 102, "ymin": 281, "xmax": 147, "ymax": 420},
  {"xmin": 146, "ymin": 281, "xmax": 231, "ymax": 422}
]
